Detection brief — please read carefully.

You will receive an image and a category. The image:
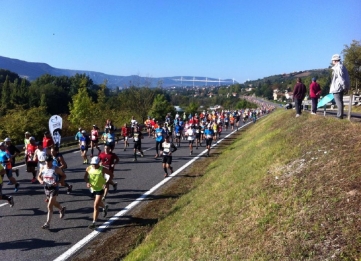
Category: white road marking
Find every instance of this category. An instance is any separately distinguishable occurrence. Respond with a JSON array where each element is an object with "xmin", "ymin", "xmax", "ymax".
[
  {"xmin": 53, "ymin": 120, "xmax": 254, "ymax": 260},
  {"xmin": 0, "ymin": 203, "xmax": 8, "ymax": 207}
]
